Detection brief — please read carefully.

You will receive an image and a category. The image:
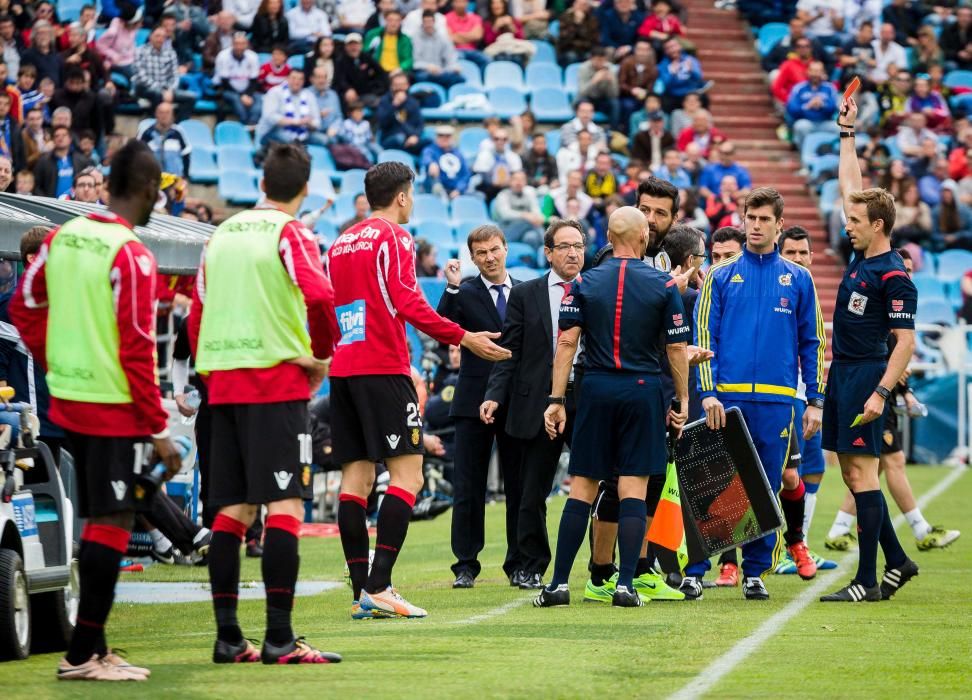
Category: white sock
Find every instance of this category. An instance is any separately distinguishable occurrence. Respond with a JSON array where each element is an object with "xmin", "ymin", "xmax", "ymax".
[
  {"xmin": 803, "ymin": 492, "xmax": 817, "ymax": 538},
  {"xmin": 193, "ymin": 527, "xmax": 210, "ymax": 547},
  {"xmin": 905, "ymin": 508, "xmax": 932, "ymax": 540},
  {"xmin": 148, "ymin": 529, "xmax": 172, "ymax": 551},
  {"xmin": 827, "ymin": 511, "xmax": 855, "ymax": 540}
]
